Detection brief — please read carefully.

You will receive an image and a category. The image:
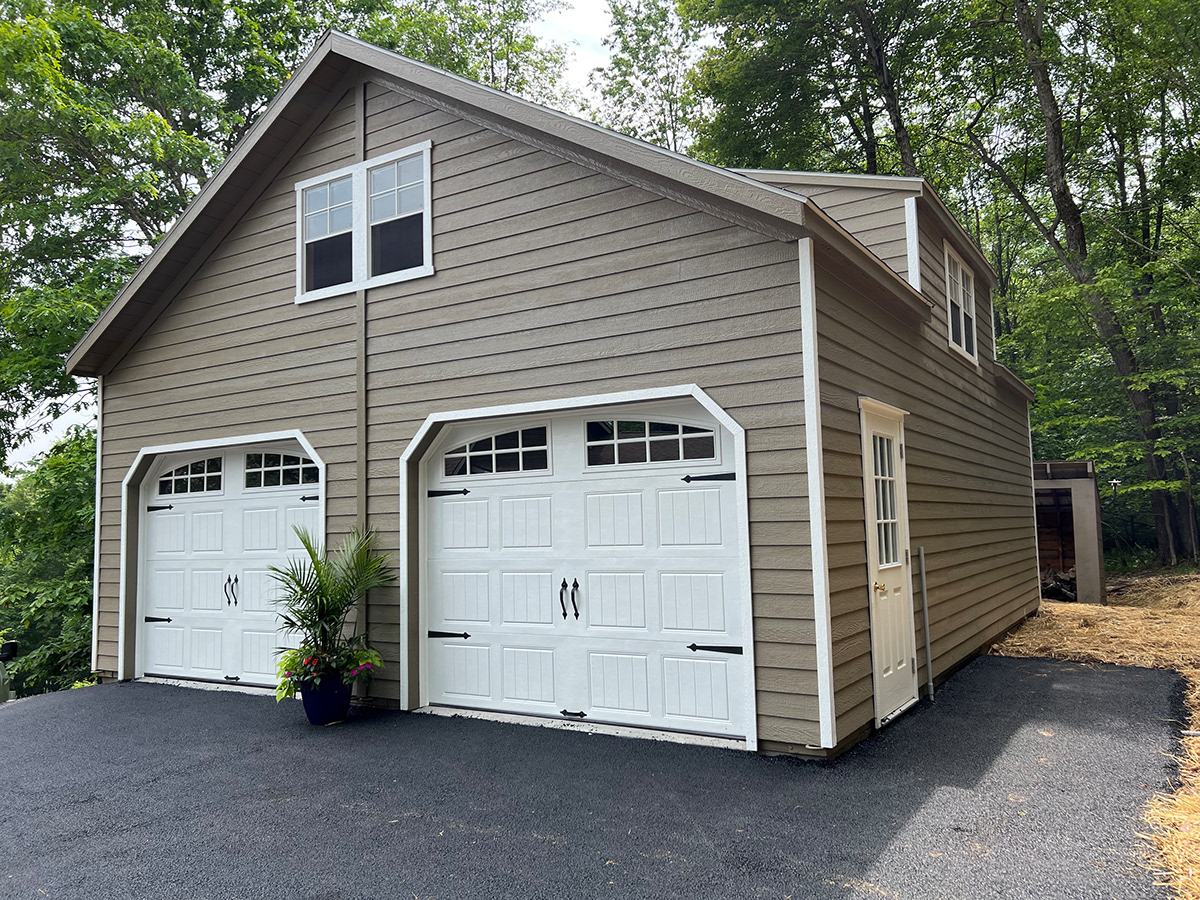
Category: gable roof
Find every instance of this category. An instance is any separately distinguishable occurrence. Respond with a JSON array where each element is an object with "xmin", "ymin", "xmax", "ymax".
[{"xmin": 67, "ymin": 31, "xmax": 933, "ymax": 378}]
